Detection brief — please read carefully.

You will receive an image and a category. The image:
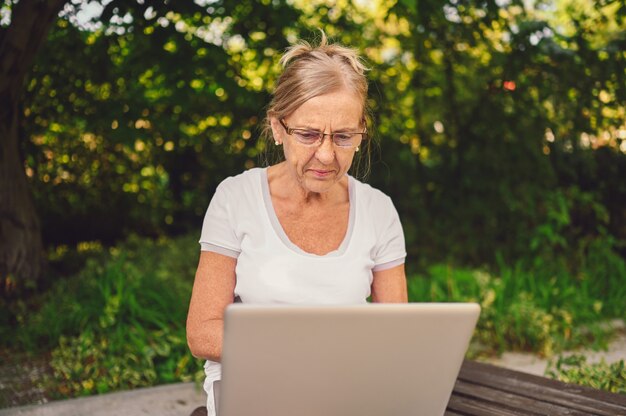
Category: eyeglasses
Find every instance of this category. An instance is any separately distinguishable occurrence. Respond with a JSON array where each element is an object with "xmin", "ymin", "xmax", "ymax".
[{"xmin": 279, "ymin": 119, "xmax": 367, "ymax": 149}]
